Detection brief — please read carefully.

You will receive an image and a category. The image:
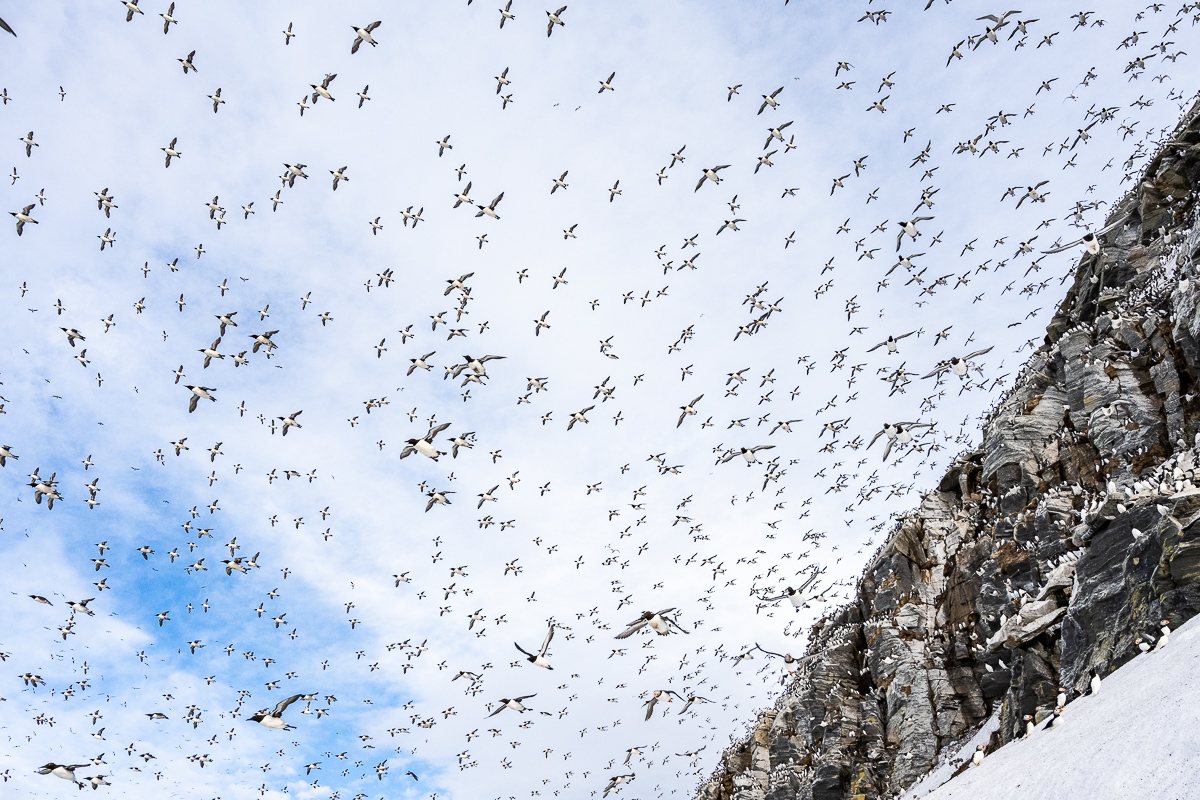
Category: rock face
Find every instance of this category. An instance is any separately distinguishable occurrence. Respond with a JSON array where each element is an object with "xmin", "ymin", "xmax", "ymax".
[{"xmin": 696, "ymin": 101, "xmax": 1200, "ymax": 800}]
